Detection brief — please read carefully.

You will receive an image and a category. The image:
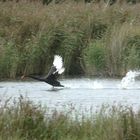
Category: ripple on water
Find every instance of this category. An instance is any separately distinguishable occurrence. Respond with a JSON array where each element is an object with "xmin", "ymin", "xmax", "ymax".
[{"xmin": 0, "ymin": 78, "xmax": 140, "ymax": 113}]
